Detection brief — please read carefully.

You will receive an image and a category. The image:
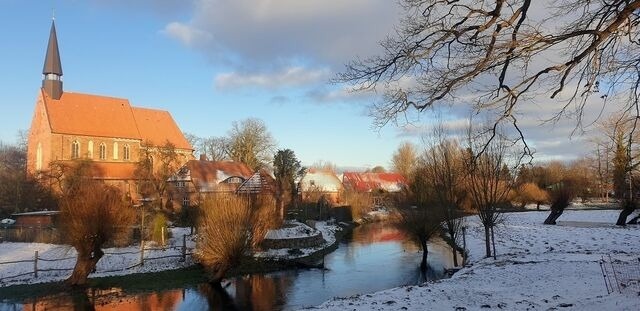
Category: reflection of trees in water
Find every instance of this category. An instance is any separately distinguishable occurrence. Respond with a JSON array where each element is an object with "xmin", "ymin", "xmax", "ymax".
[
  {"xmin": 232, "ymin": 273, "xmax": 293, "ymax": 311},
  {"xmin": 198, "ymin": 283, "xmax": 238, "ymax": 311},
  {"xmin": 23, "ymin": 287, "xmax": 184, "ymax": 311}
]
